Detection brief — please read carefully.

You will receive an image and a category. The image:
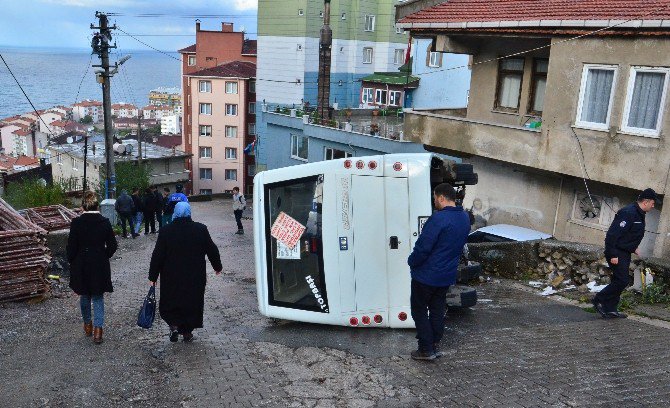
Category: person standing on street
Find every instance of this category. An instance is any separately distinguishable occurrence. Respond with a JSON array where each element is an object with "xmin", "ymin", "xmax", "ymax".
[
  {"xmin": 142, "ymin": 187, "xmax": 157, "ymax": 234},
  {"xmin": 148, "ymin": 202, "xmax": 222, "ymax": 342},
  {"xmin": 593, "ymin": 188, "xmax": 659, "ymax": 319},
  {"xmin": 114, "ymin": 189, "xmax": 137, "ymax": 238},
  {"xmin": 162, "ymin": 187, "xmax": 172, "ymax": 226},
  {"xmin": 232, "ymin": 186, "xmax": 246, "ymax": 235},
  {"xmin": 67, "ymin": 191, "xmax": 118, "ymax": 344},
  {"xmin": 165, "ymin": 184, "xmax": 189, "ymax": 222},
  {"xmin": 407, "ymin": 183, "xmax": 470, "ymax": 361},
  {"xmin": 131, "ymin": 188, "xmax": 144, "ymax": 236},
  {"xmin": 152, "ymin": 186, "xmax": 164, "ymax": 230}
]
